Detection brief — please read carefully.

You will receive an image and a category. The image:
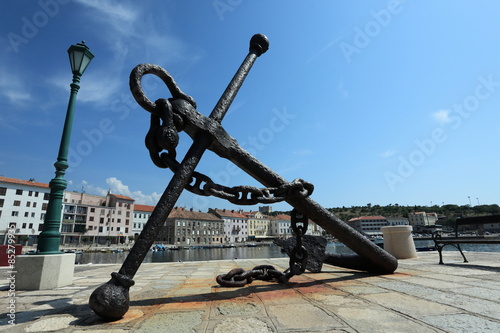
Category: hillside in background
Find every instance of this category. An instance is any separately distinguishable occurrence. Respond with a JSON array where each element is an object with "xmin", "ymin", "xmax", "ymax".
[{"xmin": 273, "ymin": 204, "xmax": 500, "ymax": 228}]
